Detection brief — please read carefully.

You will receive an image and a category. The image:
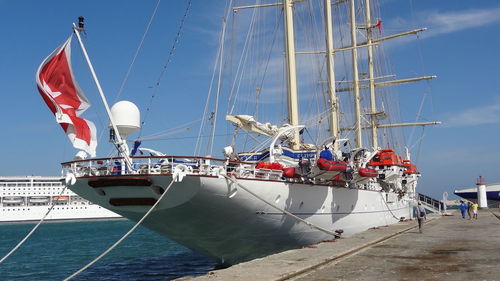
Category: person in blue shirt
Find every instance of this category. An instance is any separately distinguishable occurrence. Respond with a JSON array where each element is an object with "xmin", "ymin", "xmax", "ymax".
[
  {"xmin": 459, "ymin": 201, "xmax": 467, "ymax": 219},
  {"xmin": 319, "ymin": 146, "xmax": 333, "ymax": 161}
]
